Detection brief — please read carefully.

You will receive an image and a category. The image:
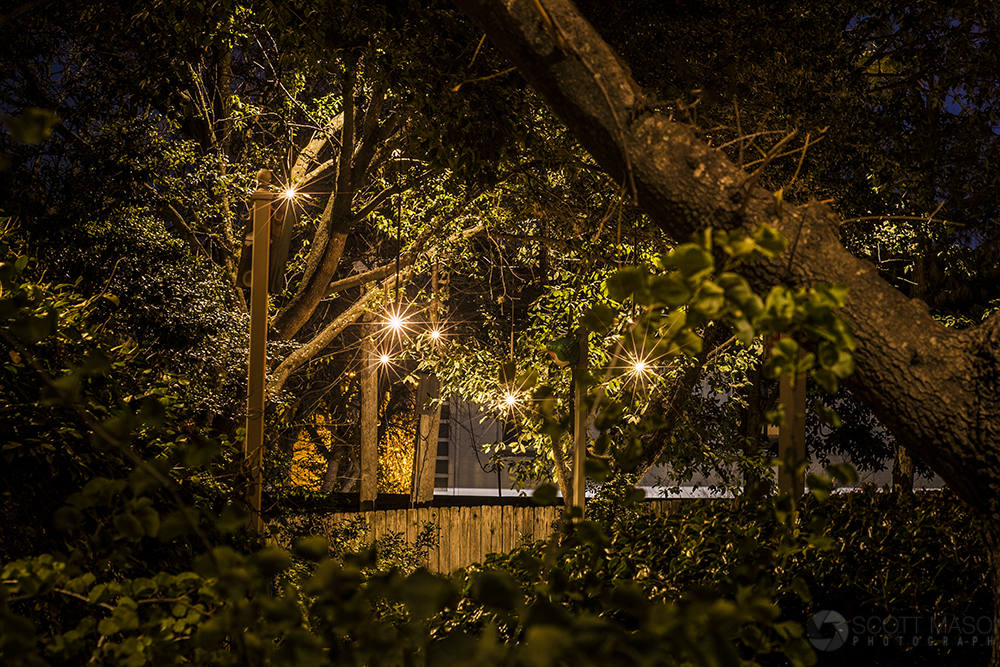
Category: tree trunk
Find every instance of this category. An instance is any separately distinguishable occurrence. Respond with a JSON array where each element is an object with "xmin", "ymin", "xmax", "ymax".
[
  {"xmin": 892, "ymin": 441, "xmax": 915, "ymax": 492},
  {"xmin": 412, "ymin": 373, "xmax": 441, "ymax": 505},
  {"xmin": 272, "ymin": 230, "xmax": 348, "ymax": 340},
  {"xmin": 320, "ymin": 445, "xmax": 345, "ymax": 493},
  {"xmin": 454, "ymin": 1, "xmax": 1000, "ymax": 659}
]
